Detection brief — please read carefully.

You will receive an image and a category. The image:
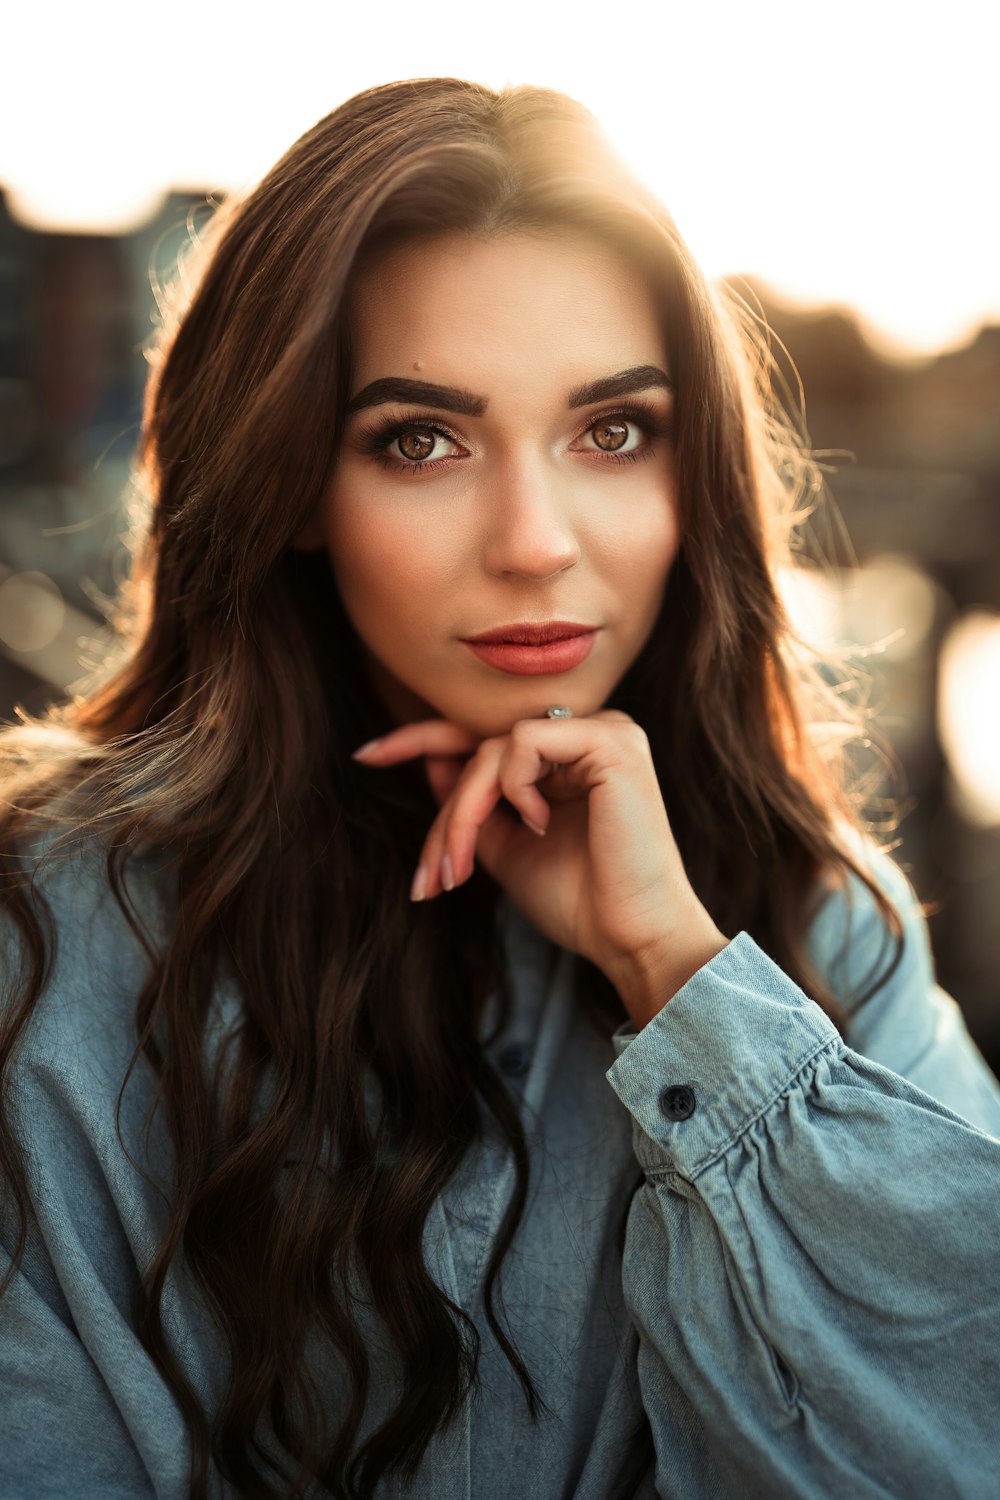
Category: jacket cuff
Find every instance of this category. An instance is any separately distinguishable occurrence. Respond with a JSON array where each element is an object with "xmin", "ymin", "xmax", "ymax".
[{"xmin": 604, "ymin": 931, "xmax": 842, "ymax": 1179}]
